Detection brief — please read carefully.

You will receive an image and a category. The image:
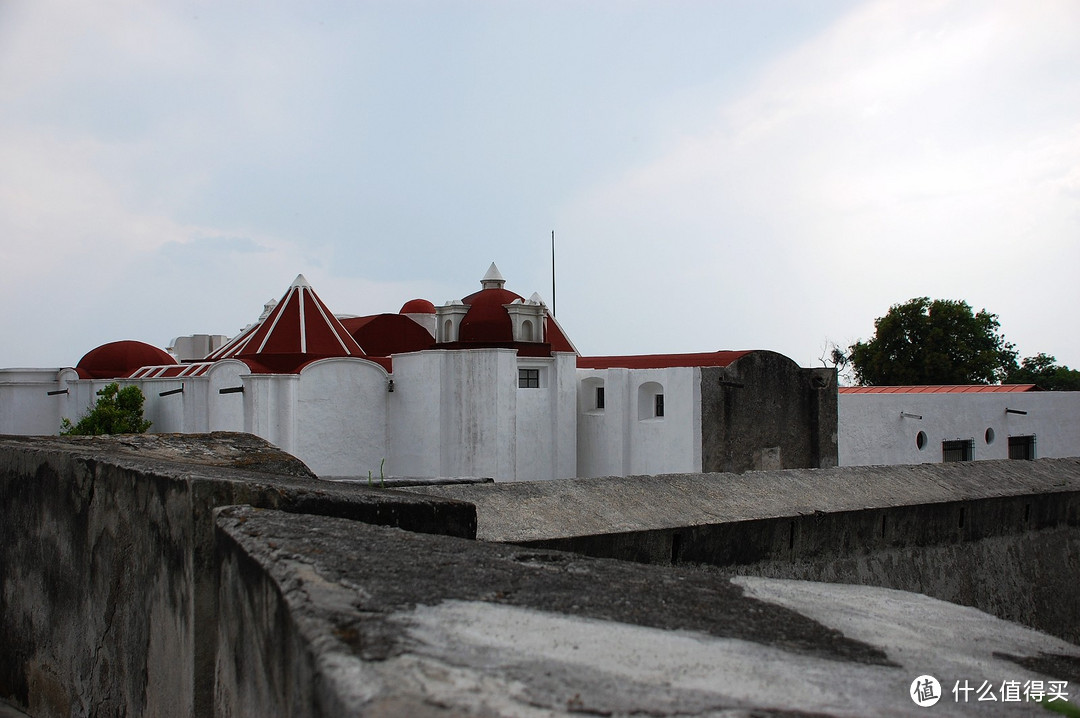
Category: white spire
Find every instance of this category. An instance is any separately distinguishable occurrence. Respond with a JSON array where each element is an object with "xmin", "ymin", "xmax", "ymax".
[
  {"xmin": 481, "ymin": 262, "xmax": 506, "ymax": 289},
  {"xmin": 291, "ymin": 273, "xmax": 311, "ymax": 288}
]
